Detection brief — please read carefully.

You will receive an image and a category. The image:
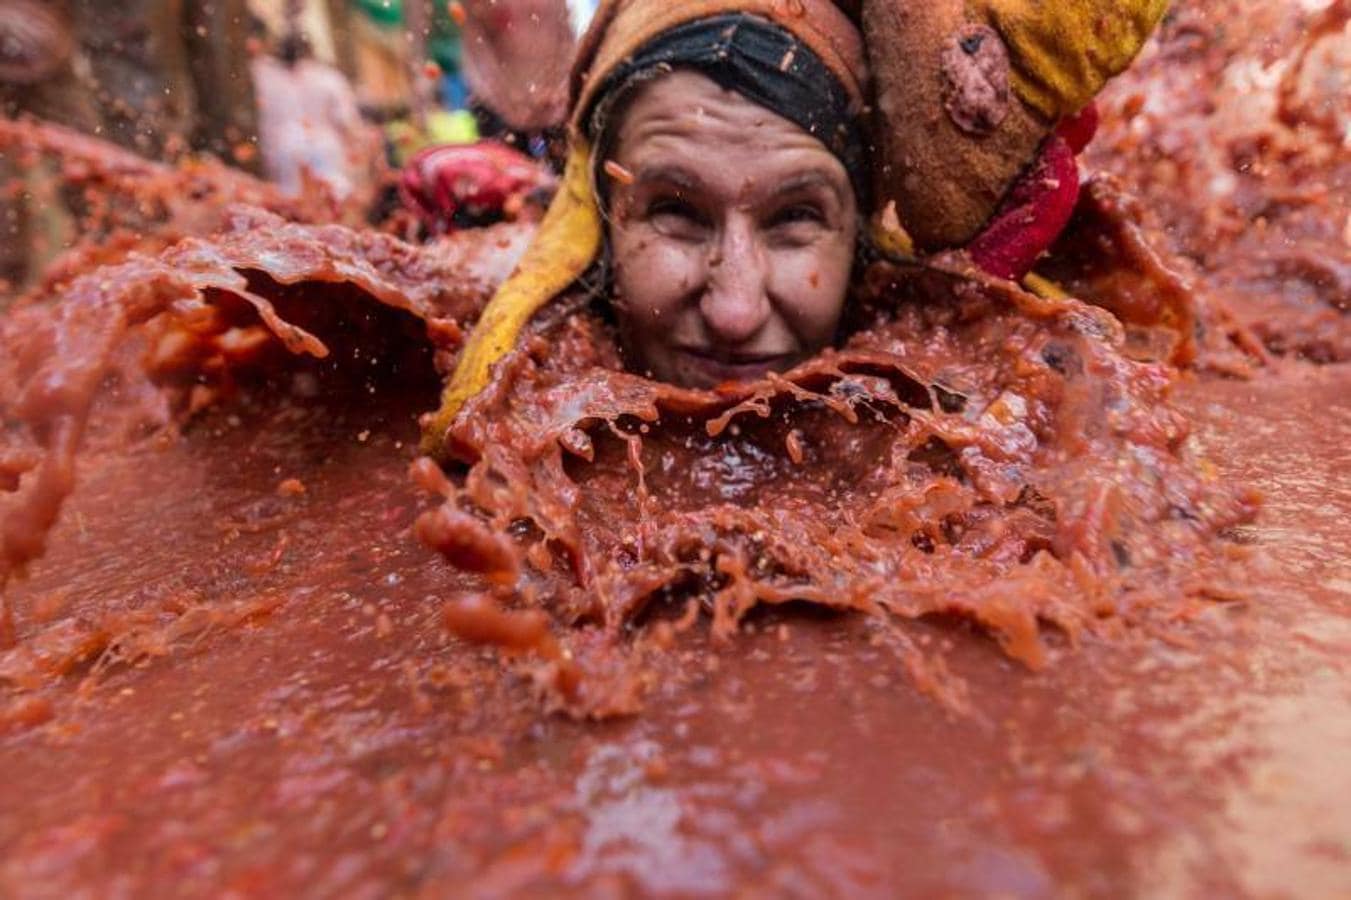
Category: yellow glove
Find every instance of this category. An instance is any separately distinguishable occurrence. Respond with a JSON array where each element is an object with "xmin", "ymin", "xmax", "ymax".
[
  {"xmin": 420, "ymin": 140, "xmax": 603, "ymax": 459},
  {"xmin": 977, "ymin": 0, "xmax": 1169, "ymax": 120}
]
